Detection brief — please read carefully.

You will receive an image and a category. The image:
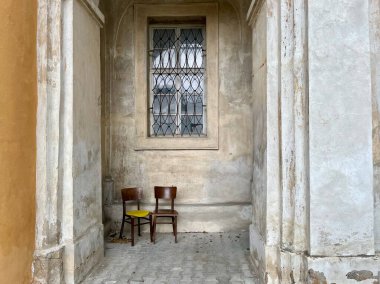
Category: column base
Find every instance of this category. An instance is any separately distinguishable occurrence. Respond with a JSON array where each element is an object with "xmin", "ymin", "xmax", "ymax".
[
  {"xmin": 32, "ymin": 246, "xmax": 64, "ymax": 284},
  {"xmin": 252, "ymin": 244, "xmax": 380, "ymax": 284}
]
